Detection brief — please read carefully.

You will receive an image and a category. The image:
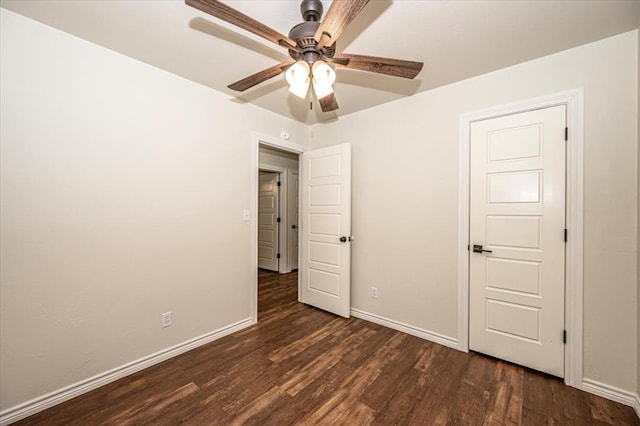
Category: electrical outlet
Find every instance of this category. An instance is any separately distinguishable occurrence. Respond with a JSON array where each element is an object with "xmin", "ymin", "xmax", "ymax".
[
  {"xmin": 371, "ymin": 286, "xmax": 378, "ymax": 299},
  {"xmin": 161, "ymin": 312, "xmax": 172, "ymax": 328}
]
